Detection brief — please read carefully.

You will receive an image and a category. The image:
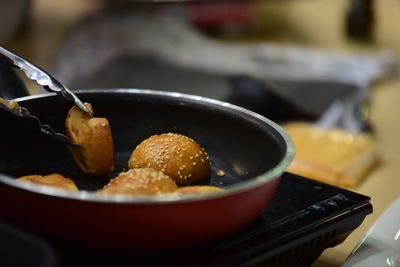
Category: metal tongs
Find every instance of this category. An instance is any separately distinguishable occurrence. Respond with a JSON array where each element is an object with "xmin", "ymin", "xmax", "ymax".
[{"xmin": 0, "ymin": 46, "xmax": 92, "ymax": 145}]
